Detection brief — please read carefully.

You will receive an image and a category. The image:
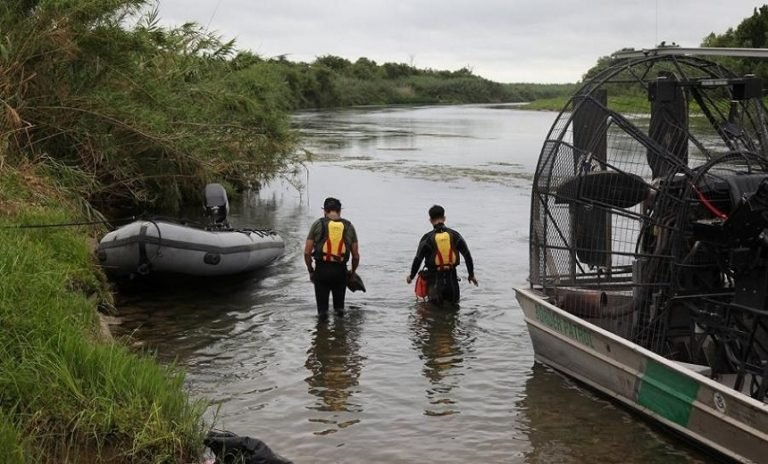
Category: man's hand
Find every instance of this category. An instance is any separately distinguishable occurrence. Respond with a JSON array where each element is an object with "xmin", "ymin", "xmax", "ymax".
[
  {"xmin": 406, "ymin": 274, "xmax": 413, "ymax": 284},
  {"xmin": 468, "ymin": 276, "xmax": 479, "ymax": 286},
  {"xmin": 308, "ymin": 268, "xmax": 315, "ymax": 282}
]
